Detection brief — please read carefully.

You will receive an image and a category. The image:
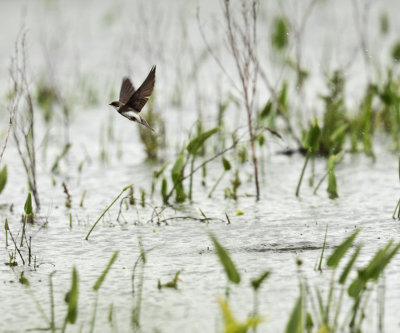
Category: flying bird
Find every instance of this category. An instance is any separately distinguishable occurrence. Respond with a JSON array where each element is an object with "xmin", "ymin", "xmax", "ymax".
[{"xmin": 109, "ymin": 66, "xmax": 156, "ymax": 131}]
